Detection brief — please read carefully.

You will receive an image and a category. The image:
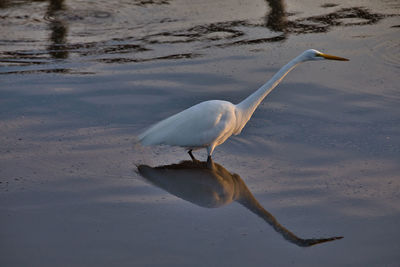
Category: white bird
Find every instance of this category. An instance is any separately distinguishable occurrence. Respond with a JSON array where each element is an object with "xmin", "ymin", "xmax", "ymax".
[{"xmin": 139, "ymin": 49, "xmax": 348, "ymax": 162}]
